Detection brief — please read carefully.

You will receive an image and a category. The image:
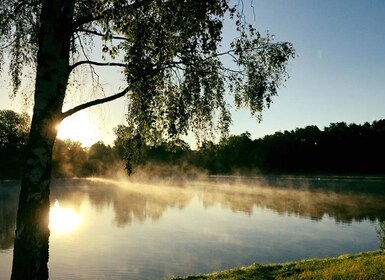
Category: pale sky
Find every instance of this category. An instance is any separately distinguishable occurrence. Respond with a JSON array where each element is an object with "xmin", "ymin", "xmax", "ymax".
[{"xmin": 1, "ymin": 1, "xmax": 385, "ymax": 147}]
